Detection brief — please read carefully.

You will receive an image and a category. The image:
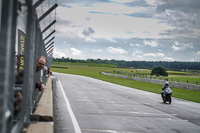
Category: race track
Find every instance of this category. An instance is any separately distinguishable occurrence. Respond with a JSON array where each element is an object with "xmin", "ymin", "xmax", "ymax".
[{"xmin": 53, "ymin": 72, "xmax": 200, "ymax": 133}]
